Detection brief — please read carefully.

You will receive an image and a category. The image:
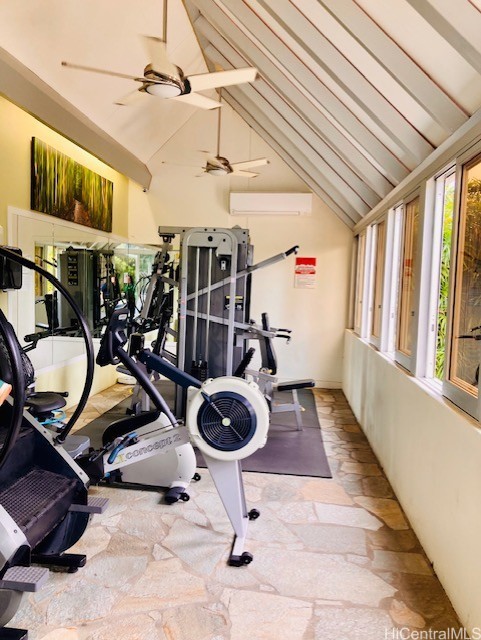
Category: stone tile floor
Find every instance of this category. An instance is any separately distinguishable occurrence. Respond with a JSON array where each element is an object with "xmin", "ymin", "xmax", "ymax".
[{"xmin": 9, "ymin": 387, "xmax": 461, "ymax": 639}]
